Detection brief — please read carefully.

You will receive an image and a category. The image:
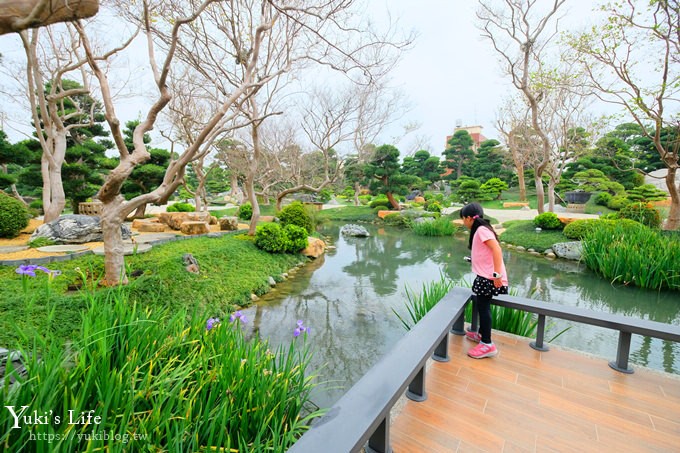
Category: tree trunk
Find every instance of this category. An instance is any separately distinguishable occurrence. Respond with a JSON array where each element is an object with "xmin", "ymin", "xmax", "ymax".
[
  {"xmin": 0, "ymin": 0, "xmax": 99, "ymax": 35},
  {"xmin": 245, "ymin": 175, "xmax": 260, "ymax": 236},
  {"xmin": 100, "ymin": 195, "xmax": 127, "ymax": 286},
  {"xmin": 41, "ymin": 144, "xmax": 67, "ymax": 223},
  {"xmin": 534, "ymin": 175, "xmax": 545, "ymax": 214},
  {"xmin": 517, "ymin": 167, "xmax": 527, "ymax": 202},
  {"xmin": 386, "ymin": 191, "xmax": 399, "ymax": 210},
  {"xmin": 547, "ymin": 179, "xmax": 556, "ymax": 213},
  {"xmin": 665, "ymin": 168, "xmax": 679, "ymax": 230},
  {"xmin": 132, "ymin": 203, "xmax": 147, "ymax": 219},
  {"xmin": 354, "ymin": 181, "xmax": 361, "ymax": 206}
]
